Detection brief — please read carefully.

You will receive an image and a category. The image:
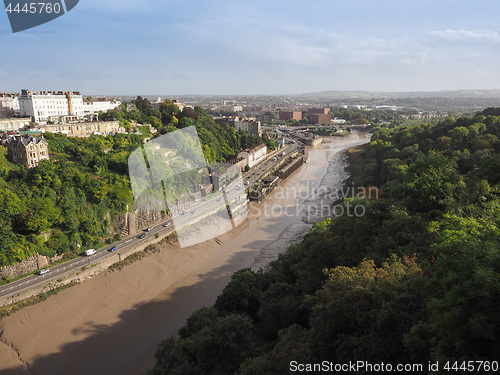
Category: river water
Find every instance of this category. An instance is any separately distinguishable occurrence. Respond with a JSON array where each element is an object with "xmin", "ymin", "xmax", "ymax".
[
  {"xmin": 249, "ymin": 132, "xmax": 370, "ymax": 270},
  {"xmin": 0, "ymin": 132, "xmax": 370, "ymax": 375}
]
